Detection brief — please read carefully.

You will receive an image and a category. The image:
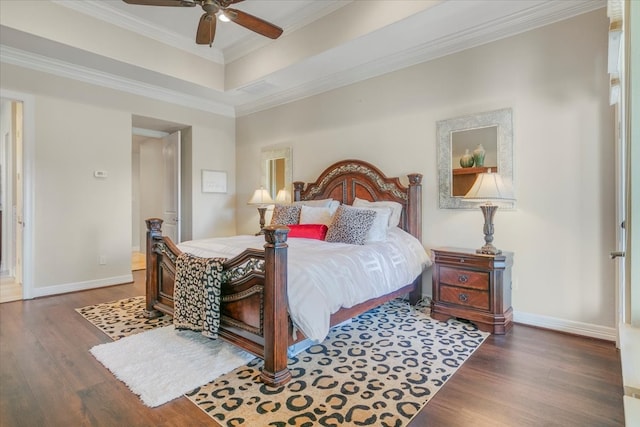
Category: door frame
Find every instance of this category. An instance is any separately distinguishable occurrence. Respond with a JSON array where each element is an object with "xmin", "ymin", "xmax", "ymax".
[{"xmin": 0, "ymin": 89, "xmax": 34, "ymax": 299}]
